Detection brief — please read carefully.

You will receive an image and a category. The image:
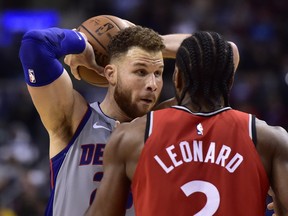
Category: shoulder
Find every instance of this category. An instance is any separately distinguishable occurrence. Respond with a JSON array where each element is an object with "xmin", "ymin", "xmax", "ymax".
[
  {"xmin": 255, "ymin": 118, "xmax": 288, "ymax": 173},
  {"xmin": 113, "ymin": 116, "xmax": 147, "ymax": 139},
  {"xmin": 256, "ymin": 118, "xmax": 288, "ymax": 145}
]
